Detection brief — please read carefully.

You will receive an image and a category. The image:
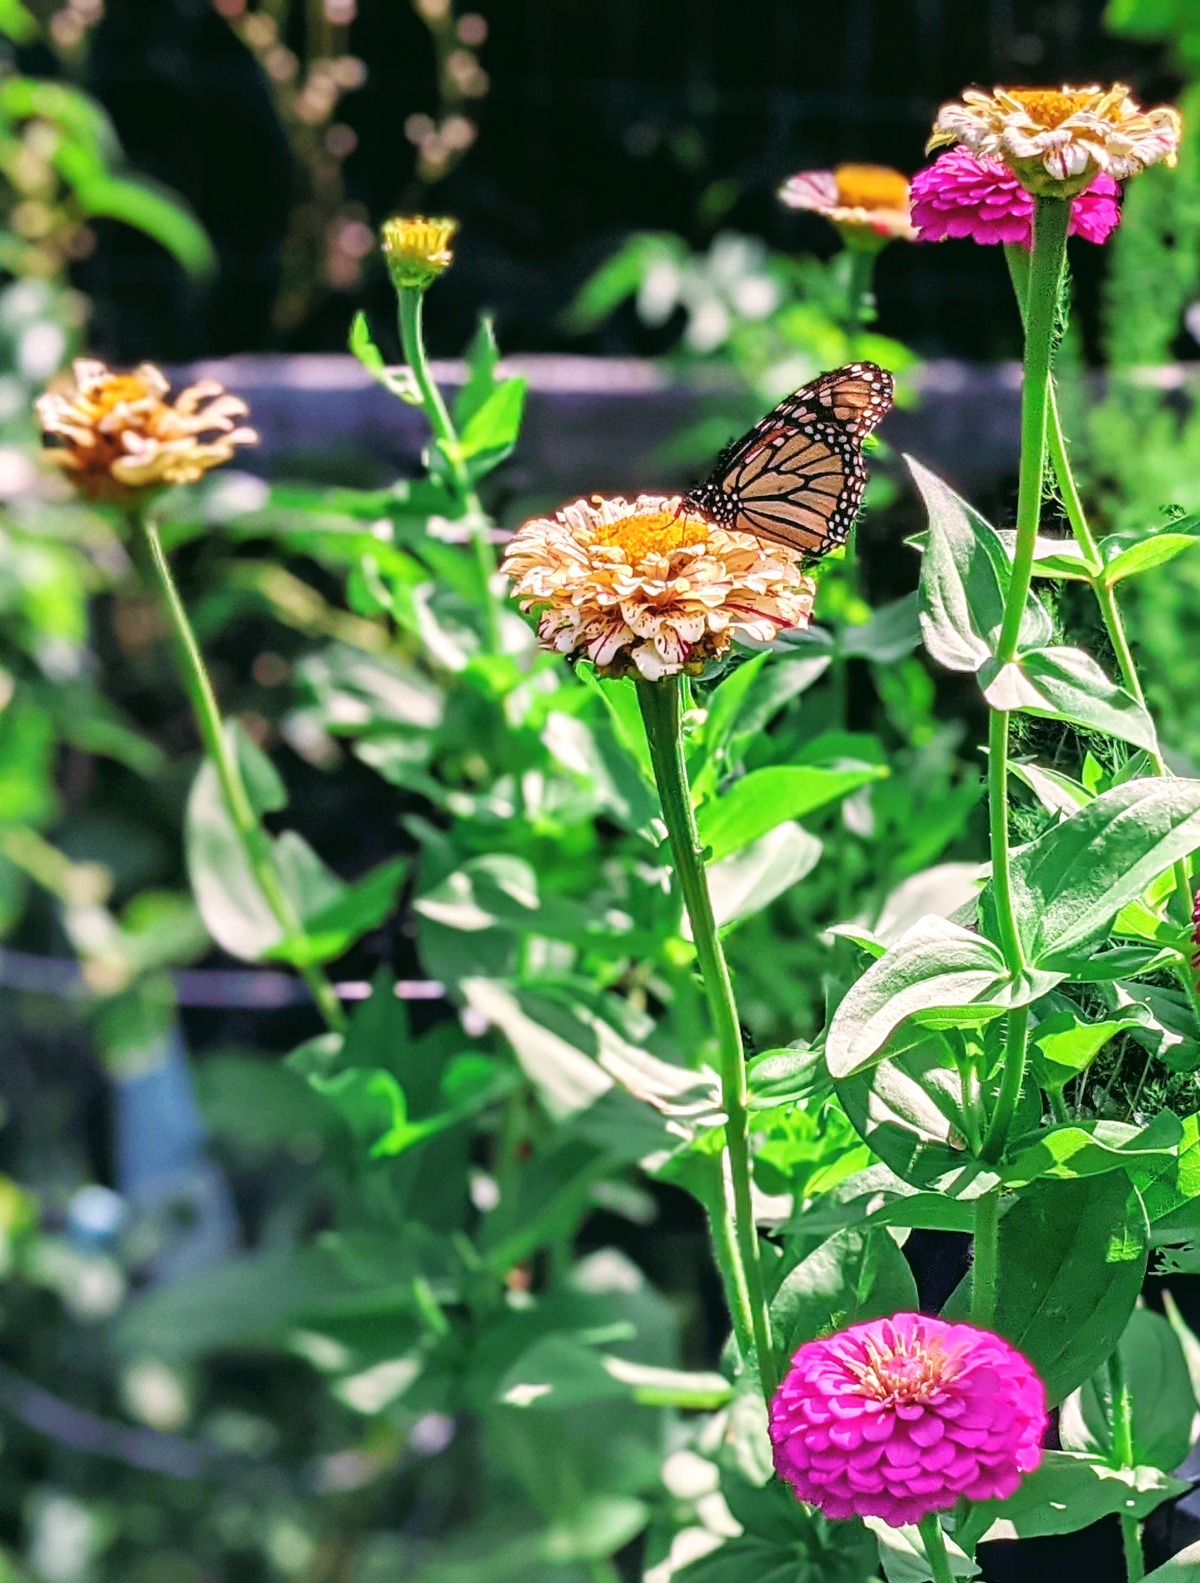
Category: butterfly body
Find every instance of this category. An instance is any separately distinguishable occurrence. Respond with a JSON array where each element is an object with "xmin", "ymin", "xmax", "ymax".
[{"xmin": 684, "ymin": 361, "xmax": 894, "ymax": 561}]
